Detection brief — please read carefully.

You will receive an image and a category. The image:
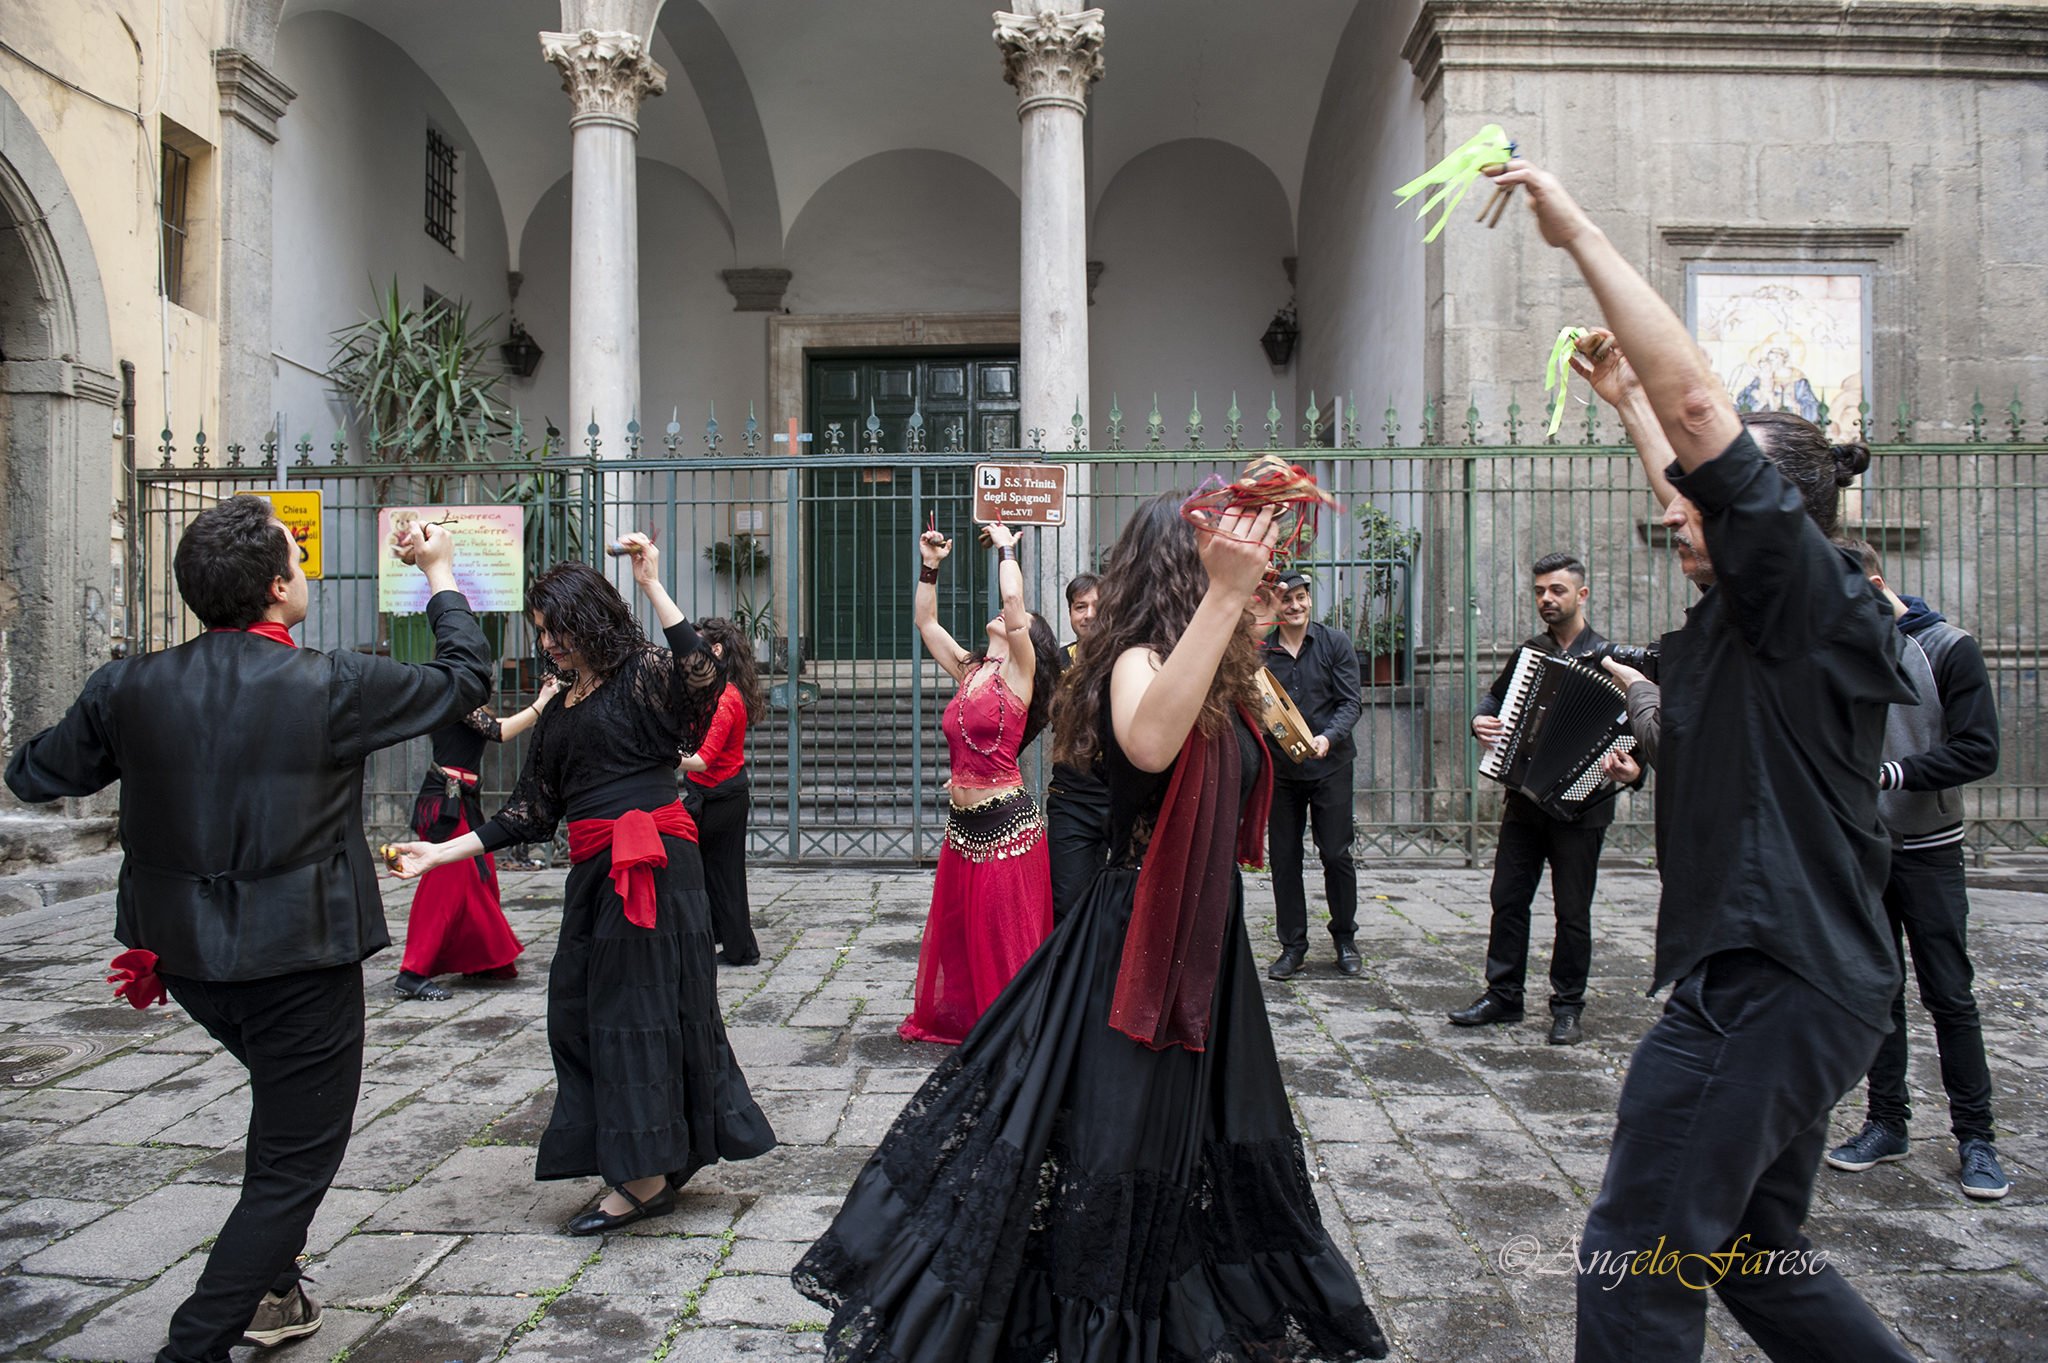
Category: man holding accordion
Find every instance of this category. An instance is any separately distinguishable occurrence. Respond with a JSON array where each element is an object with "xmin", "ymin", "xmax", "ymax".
[{"xmin": 1453, "ymin": 552, "xmax": 1627, "ymax": 1046}]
